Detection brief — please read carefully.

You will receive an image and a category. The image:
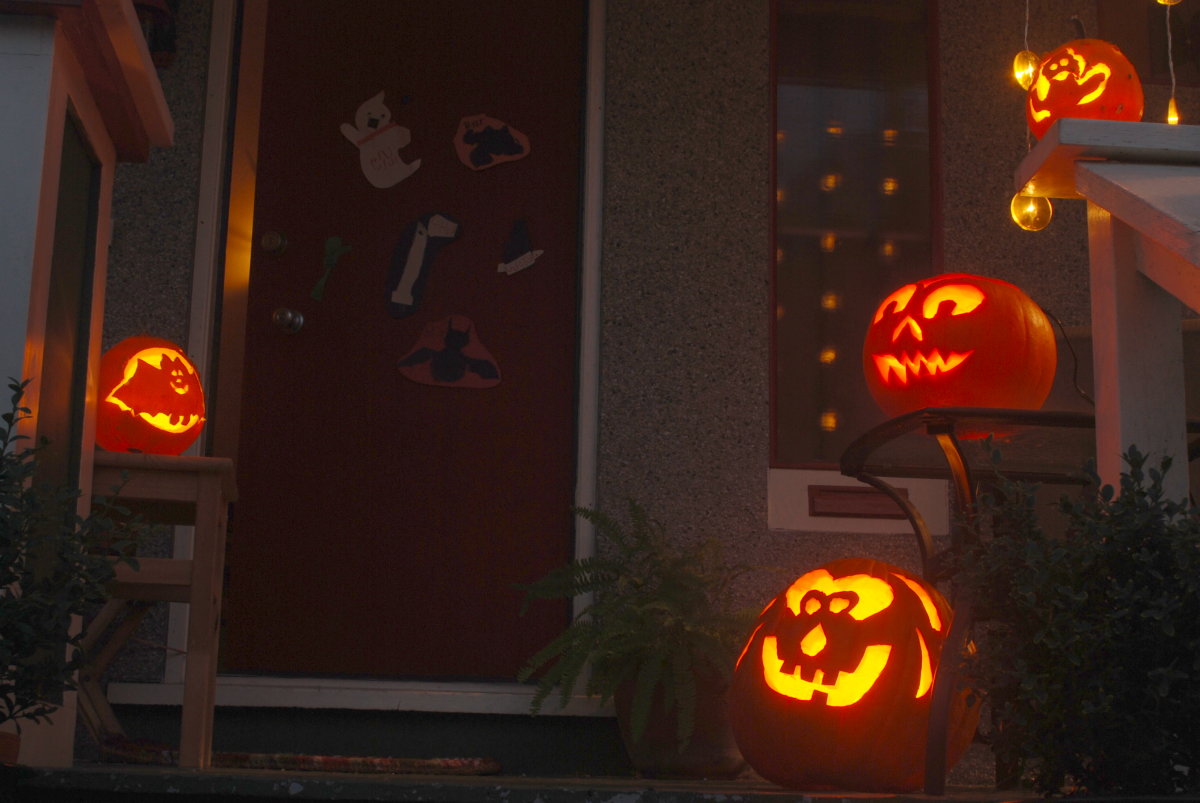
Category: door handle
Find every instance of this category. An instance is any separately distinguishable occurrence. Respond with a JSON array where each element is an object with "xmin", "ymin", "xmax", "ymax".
[{"xmin": 272, "ymin": 308, "xmax": 304, "ymax": 334}]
